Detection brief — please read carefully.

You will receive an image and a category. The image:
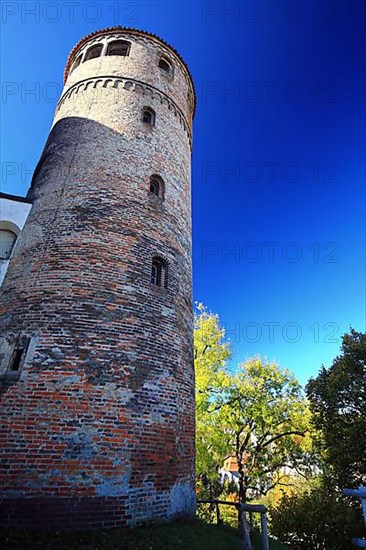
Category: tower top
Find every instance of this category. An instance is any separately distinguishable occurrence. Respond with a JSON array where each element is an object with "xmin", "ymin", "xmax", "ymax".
[{"xmin": 64, "ymin": 26, "xmax": 196, "ymax": 116}]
